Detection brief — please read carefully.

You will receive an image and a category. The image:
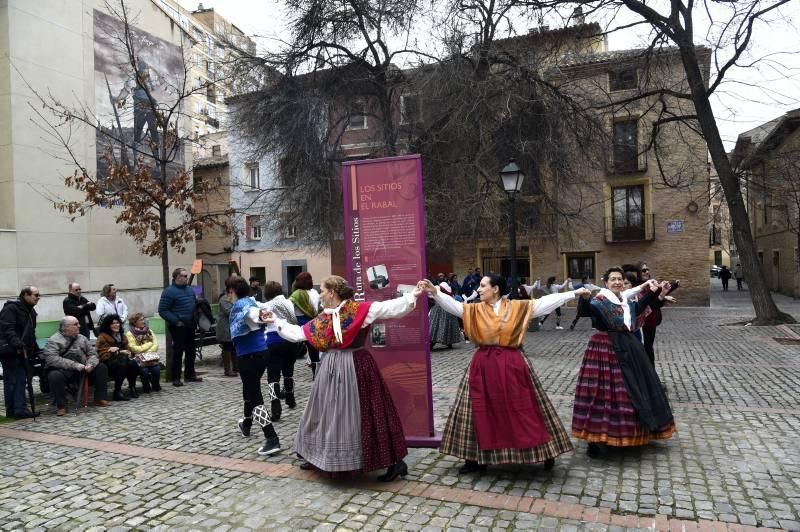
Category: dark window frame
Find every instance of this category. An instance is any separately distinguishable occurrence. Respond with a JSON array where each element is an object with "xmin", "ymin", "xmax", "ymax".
[{"xmin": 612, "ymin": 184, "xmax": 645, "ymax": 241}]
